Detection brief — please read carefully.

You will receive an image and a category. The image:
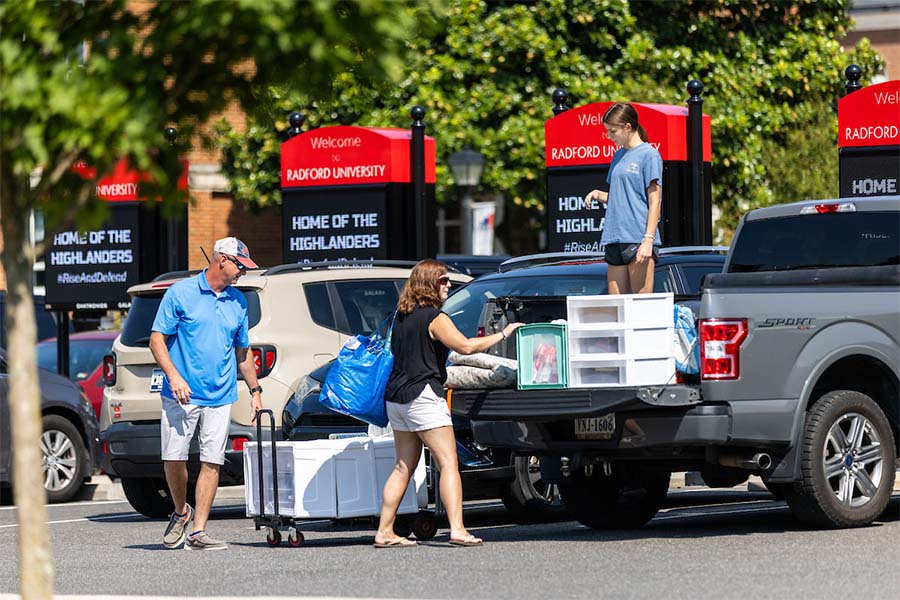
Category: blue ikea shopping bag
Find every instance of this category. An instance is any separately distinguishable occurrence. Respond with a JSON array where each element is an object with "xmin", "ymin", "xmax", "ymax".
[{"xmin": 318, "ymin": 313, "xmax": 395, "ymax": 427}]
